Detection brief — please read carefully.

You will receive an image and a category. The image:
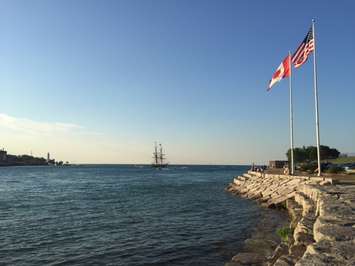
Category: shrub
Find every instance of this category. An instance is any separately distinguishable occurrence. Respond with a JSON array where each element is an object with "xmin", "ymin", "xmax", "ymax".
[
  {"xmin": 298, "ymin": 162, "xmax": 318, "ymax": 173},
  {"xmin": 276, "ymin": 227, "xmax": 292, "ymax": 243},
  {"xmin": 325, "ymin": 166, "xmax": 344, "ymax": 174}
]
